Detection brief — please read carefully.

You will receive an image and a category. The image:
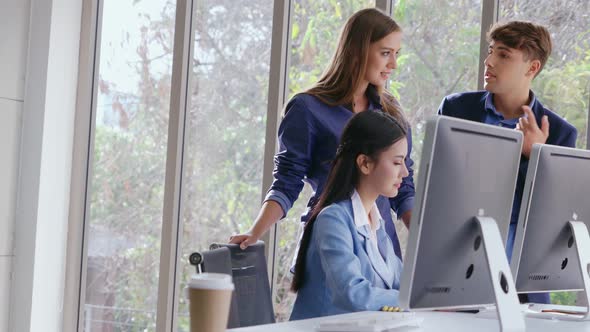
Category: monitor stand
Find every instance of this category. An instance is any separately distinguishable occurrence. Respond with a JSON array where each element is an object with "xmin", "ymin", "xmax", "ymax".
[
  {"xmin": 566, "ymin": 220, "xmax": 590, "ymax": 320},
  {"xmin": 515, "ymin": 220, "xmax": 590, "ymax": 322},
  {"xmin": 525, "ymin": 221, "xmax": 590, "ymax": 321},
  {"xmin": 475, "ymin": 216, "xmax": 526, "ymax": 332}
]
